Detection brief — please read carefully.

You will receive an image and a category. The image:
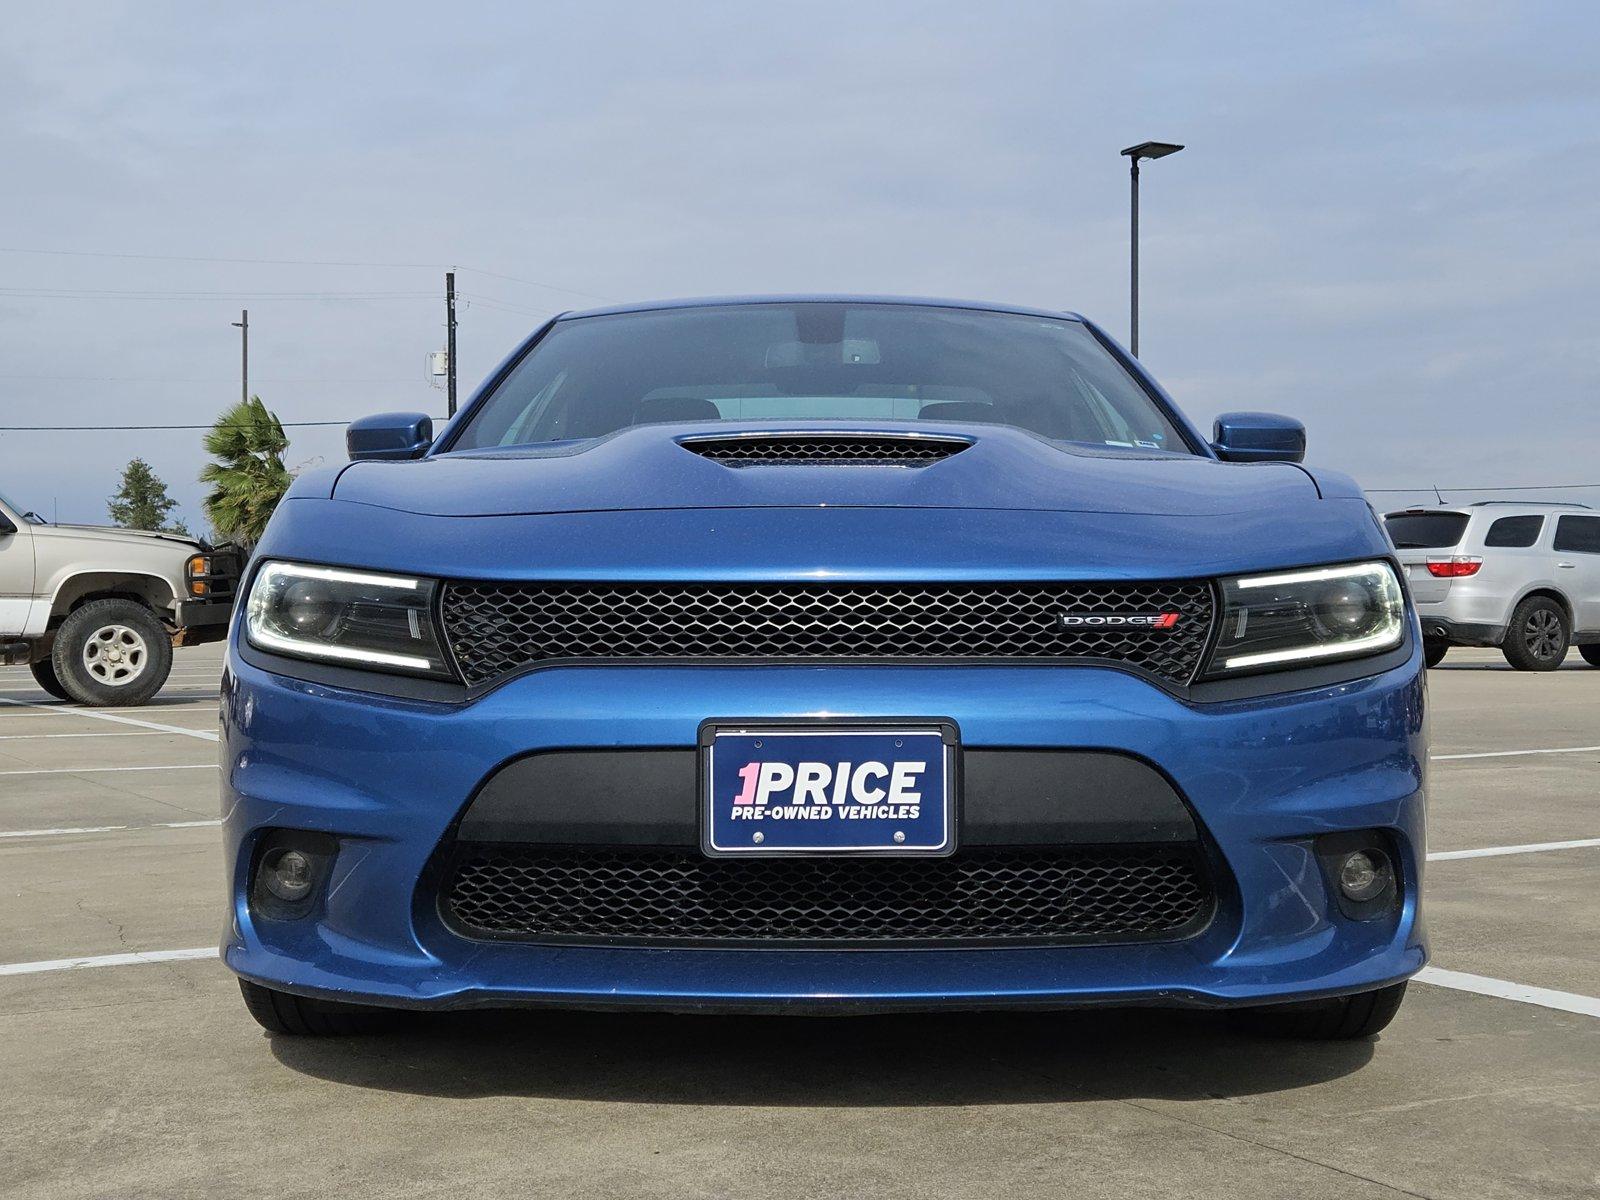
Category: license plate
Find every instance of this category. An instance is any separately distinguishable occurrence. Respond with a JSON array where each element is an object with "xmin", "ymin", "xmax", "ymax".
[{"xmin": 701, "ymin": 722, "xmax": 956, "ymax": 856}]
